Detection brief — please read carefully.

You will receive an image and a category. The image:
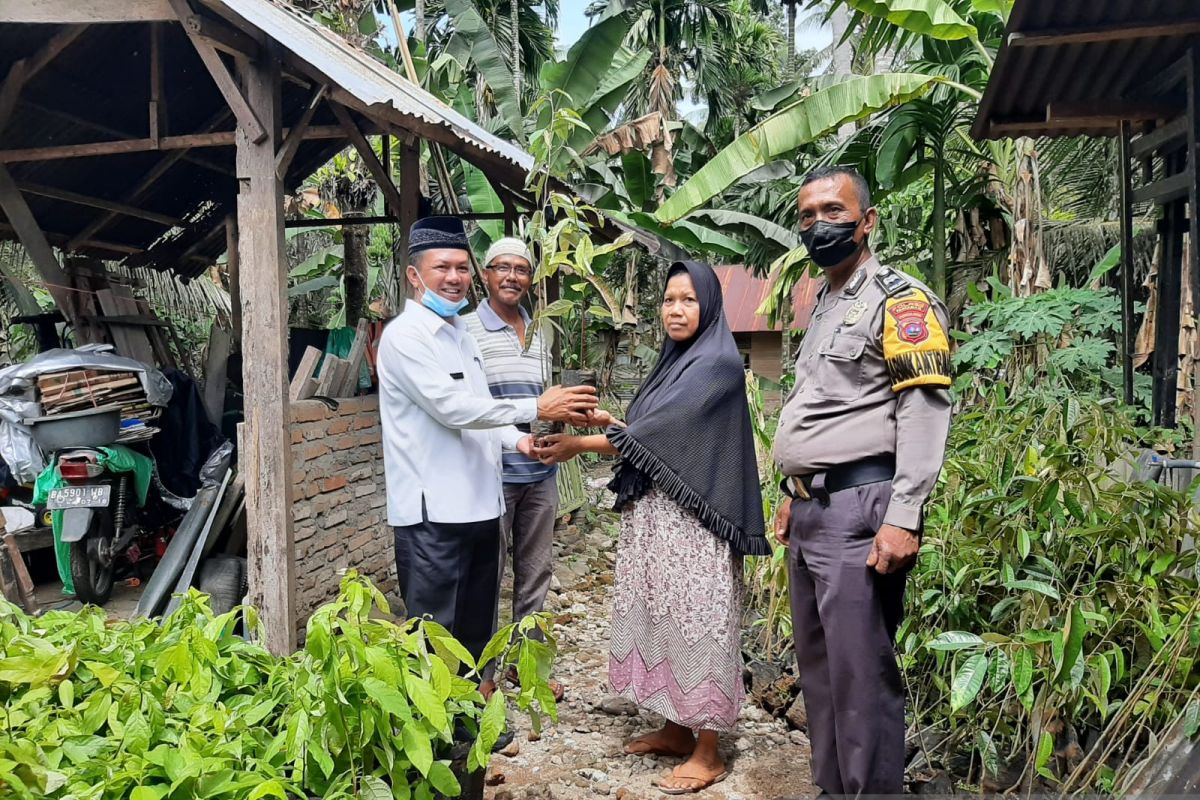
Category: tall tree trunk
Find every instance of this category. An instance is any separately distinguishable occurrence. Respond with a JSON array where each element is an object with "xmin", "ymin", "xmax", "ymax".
[
  {"xmin": 1007, "ymin": 138, "xmax": 1051, "ymax": 298},
  {"xmin": 831, "ymin": 4, "xmax": 855, "ymax": 139},
  {"xmin": 932, "ymin": 147, "xmax": 947, "ymax": 299},
  {"xmin": 415, "ymin": 0, "xmax": 426, "ymax": 41},
  {"xmin": 343, "ymin": 225, "xmax": 369, "ymax": 324},
  {"xmin": 511, "ymin": 0, "xmax": 521, "ymax": 96},
  {"xmin": 785, "ymin": 1, "xmax": 796, "ymax": 76}
]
